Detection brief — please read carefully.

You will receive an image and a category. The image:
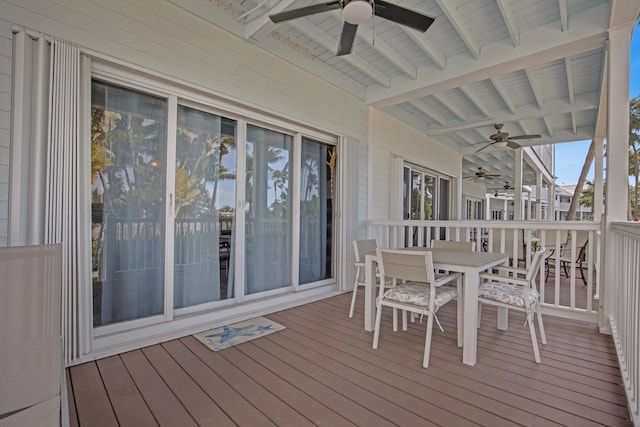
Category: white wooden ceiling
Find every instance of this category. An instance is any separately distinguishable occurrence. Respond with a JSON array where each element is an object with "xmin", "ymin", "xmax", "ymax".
[{"xmin": 167, "ymin": 0, "xmax": 629, "ymax": 186}]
